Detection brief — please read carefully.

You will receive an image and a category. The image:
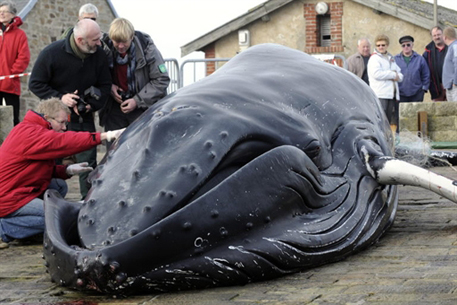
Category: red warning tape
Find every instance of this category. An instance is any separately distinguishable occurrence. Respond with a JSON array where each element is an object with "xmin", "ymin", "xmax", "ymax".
[{"xmin": 0, "ymin": 72, "xmax": 31, "ymax": 80}]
